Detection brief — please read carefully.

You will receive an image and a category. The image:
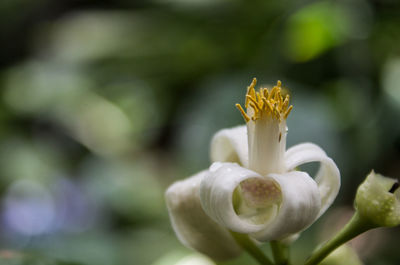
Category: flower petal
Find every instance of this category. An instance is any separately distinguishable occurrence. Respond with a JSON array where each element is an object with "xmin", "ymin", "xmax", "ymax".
[
  {"xmin": 200, "ymin": 162, "xmax": 321, "ymax": 241},
  {"xmin": 165, "ymin": 170, "xmax": 241, "ymax": 261},
  {"xmin": 210, "ymin": 125, "xmax": 248, "ymax": 167},
  {"xmin": 285, "ymin": 143, "xmax": 341, "ymax": 218},
  {"xmin": 200, "ymin": 162, "xmax": 271, "ymax": 234},
  {"xmin": 252, "ymin": 171, "xmax": 321, "ymax": 241}
]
